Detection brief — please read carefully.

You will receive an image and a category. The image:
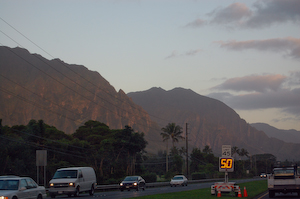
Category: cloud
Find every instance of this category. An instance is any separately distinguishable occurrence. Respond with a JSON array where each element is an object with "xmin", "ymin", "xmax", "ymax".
[
  {"xmin": 217, "ymin": 37, "xmax": 300, "ymax": 59},
  {"xmin": 245, "ymin": 0, "xmax": 300, "ymax": 28},
  {"xmin": 208, "ymin": 2, "xmax": 252, "ymax": 25},
  {"xmin": 185, "ymin": 0, "xmax": 300, "ymax": 29},
  {"xmin": 184, "ymin": 18, "xmax": 206, "ymax": 28},
  {"xmin": 208, "ymin": 73, "xmax": 300, "ymax": 117},
  {"xmin": 165, "ymin": 49, "xmax": 202, "ymax": 59},
  {"xmin": 212, "ymin": 74, "xmax": 287, "ymax": 92}
]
